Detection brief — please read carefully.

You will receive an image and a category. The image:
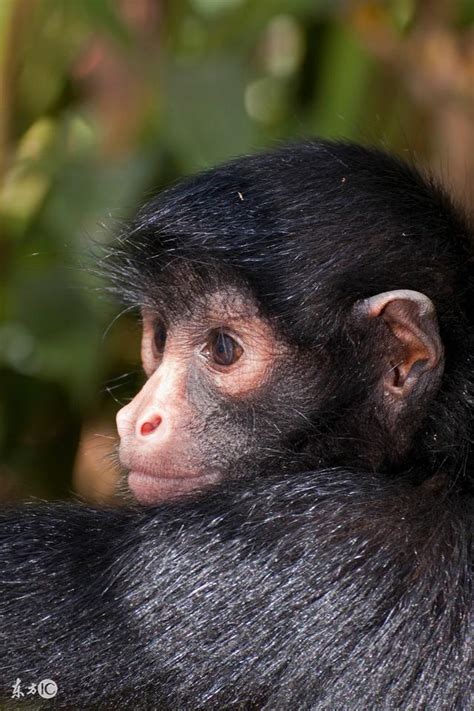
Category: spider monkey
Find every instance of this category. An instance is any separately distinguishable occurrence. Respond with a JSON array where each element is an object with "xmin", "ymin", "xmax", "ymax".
[{"xmin": 1, "ymin": 140, "xmax": 472, "ymax": 709}]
